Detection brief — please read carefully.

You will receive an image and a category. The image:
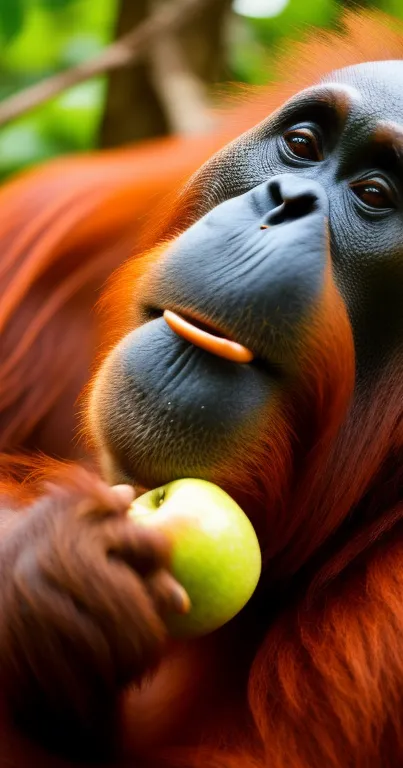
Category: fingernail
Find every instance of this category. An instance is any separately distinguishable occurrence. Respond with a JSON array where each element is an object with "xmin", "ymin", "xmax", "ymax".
[
  {"xmin": 112, "ymin": 484, "xmax": 136, "ymax": 507},
  {"xmin": 172, "ymin": 586, "xmax": 191, "ymax": 615}
]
